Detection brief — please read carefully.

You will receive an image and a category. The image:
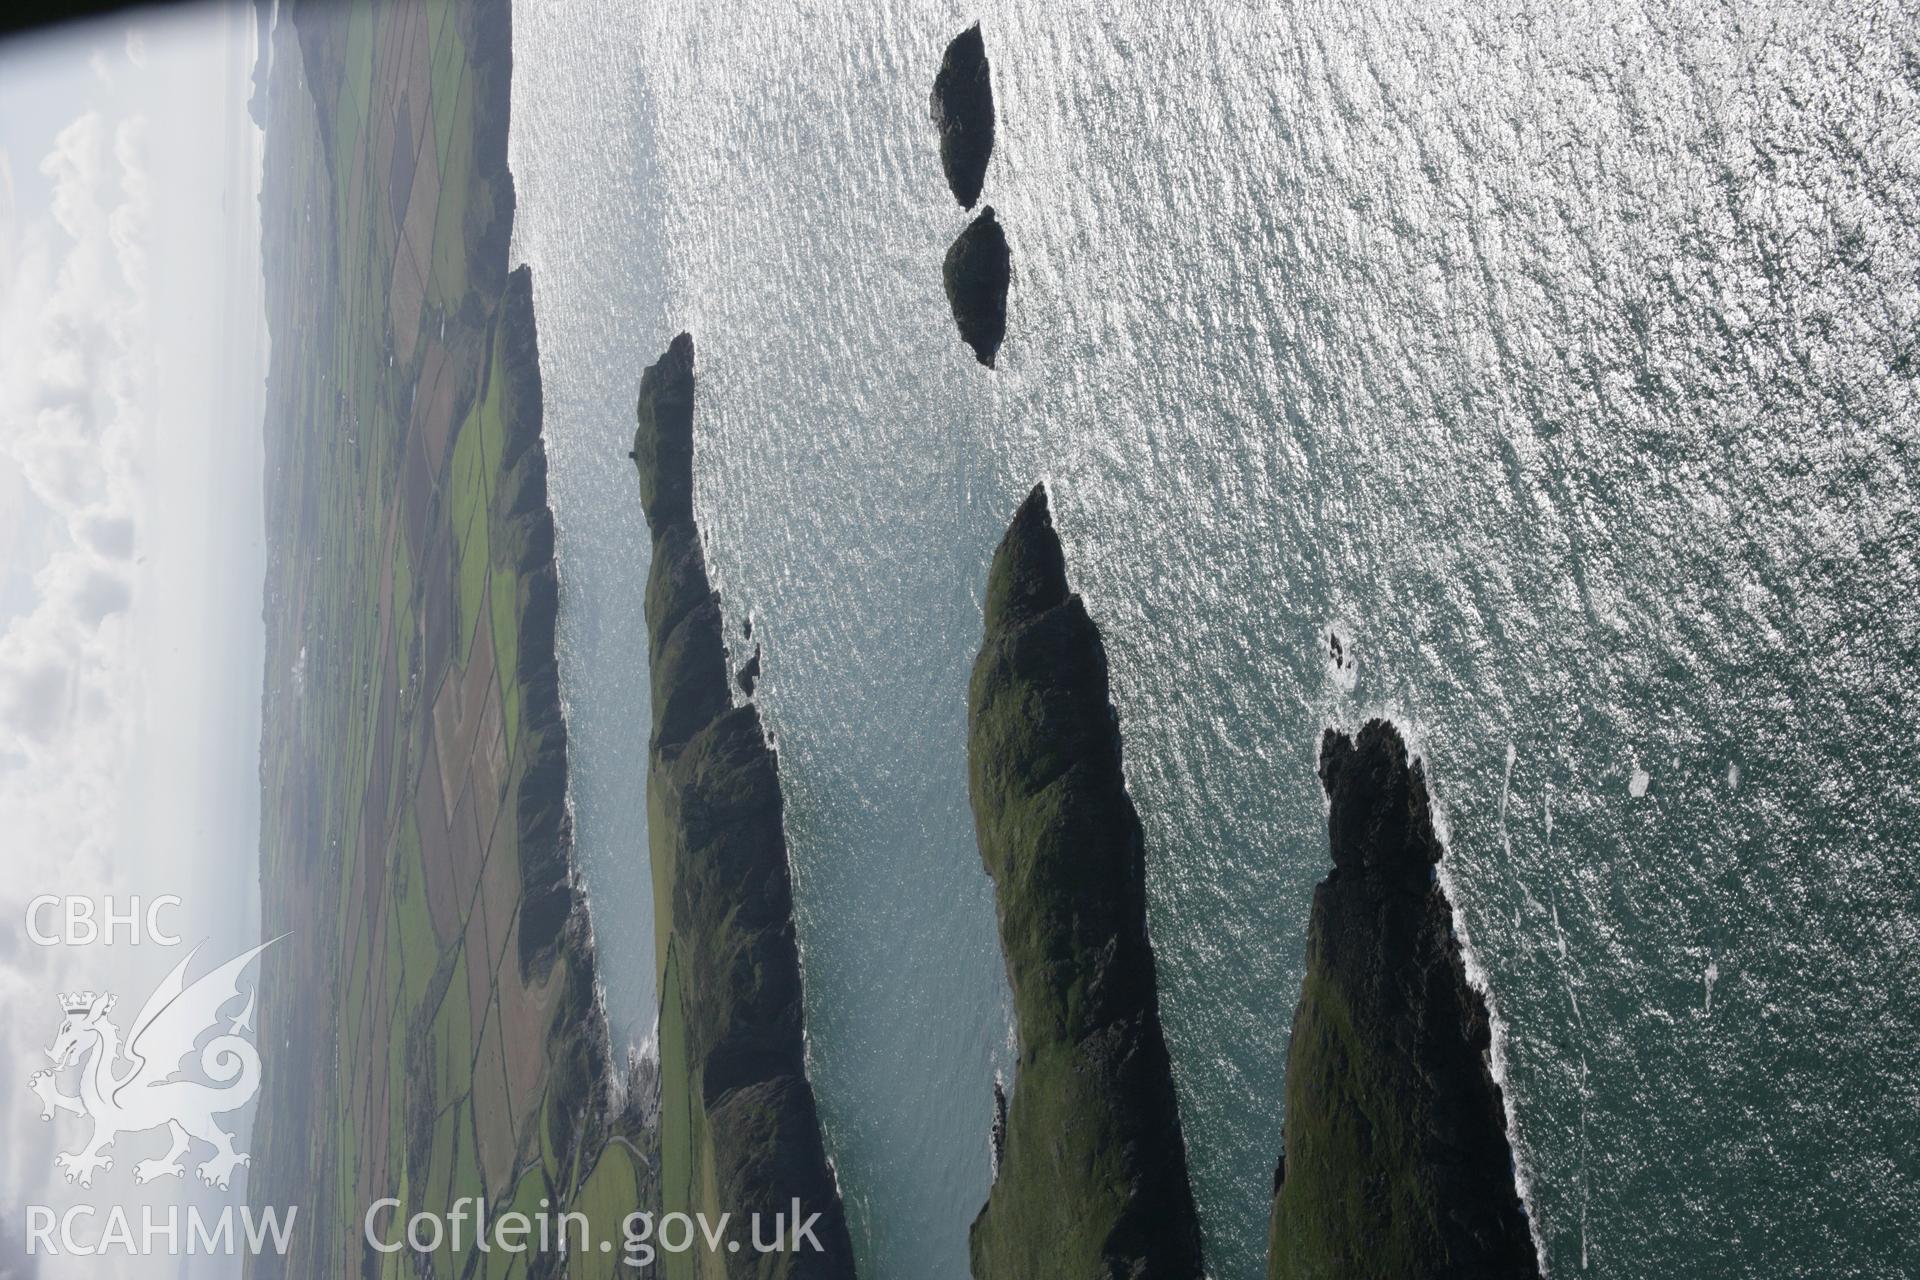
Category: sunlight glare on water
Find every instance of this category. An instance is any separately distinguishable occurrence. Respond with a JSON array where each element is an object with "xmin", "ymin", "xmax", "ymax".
[{"xmin": 511, "ymin": 2, "xmax": 1920, "ymax": 1275}]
